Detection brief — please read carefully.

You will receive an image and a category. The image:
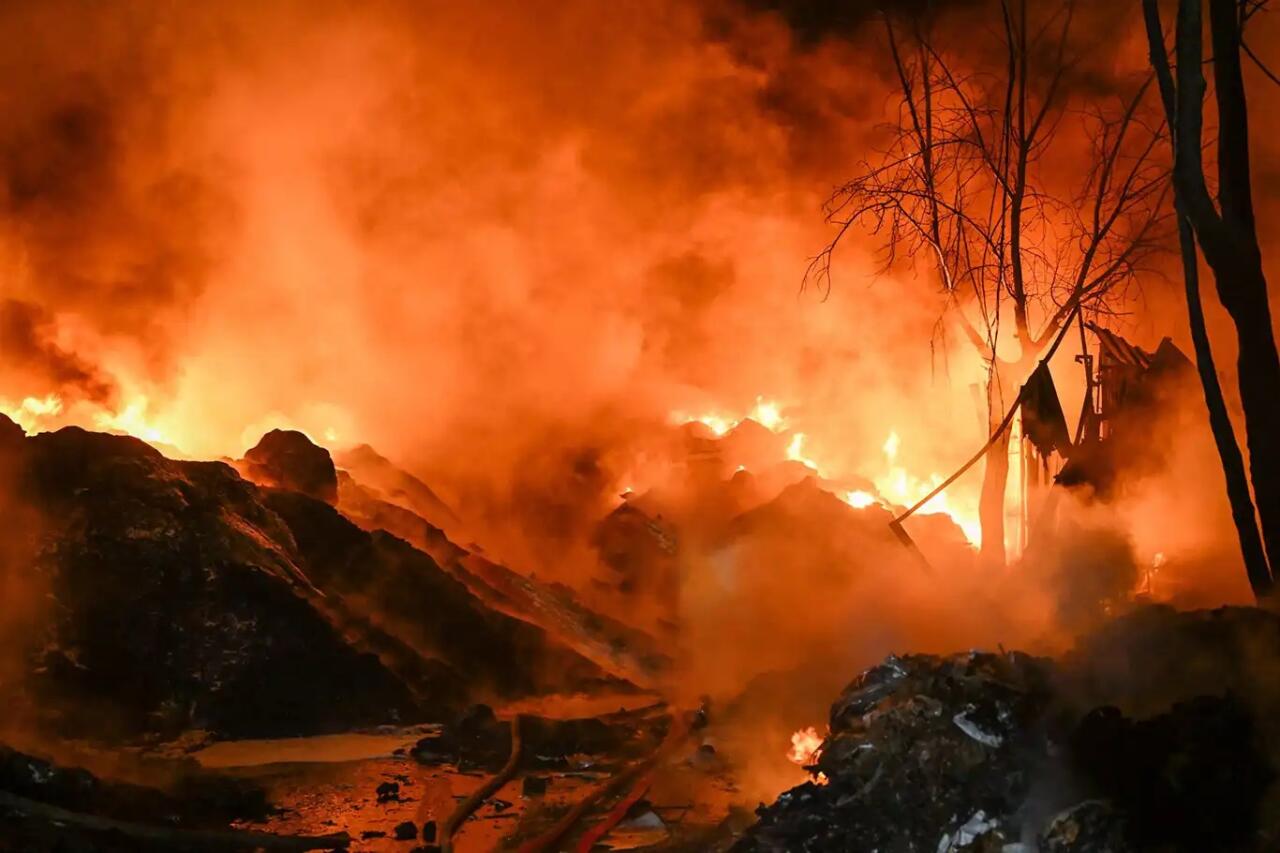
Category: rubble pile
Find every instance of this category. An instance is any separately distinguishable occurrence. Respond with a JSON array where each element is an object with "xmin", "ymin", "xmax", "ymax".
[
  {"xmin": 736, "ymin": 652, "xmax": 1057, "ymax": 852},
  {"xmin": 264, "ymin": 489, "xmax": 625, "ymax": 701},
  {"xmin": 0, "ymin": 743, "xmax": 269, "ymax": 828},
  {"xmin": 334, "ymin": 460, "xmax": 672, "ymax": 687},
  {"xmin": 1, "ymin": 420, "xmax": 630, "ymax": 743},
  {"xmin": 241, "ymin": 428, "xmax": 340, "ymax": 503},
  {"xmin": 0, "ymin": 743, "xmax": 284, "ymax": 852},
  {"xmin": 9, "ymin": 425, "xmax": 422, "ymax": 740},
  {"xmin": 737, "ymin": 606, "xmax": 1280, "ymax": 852}
]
